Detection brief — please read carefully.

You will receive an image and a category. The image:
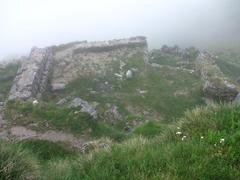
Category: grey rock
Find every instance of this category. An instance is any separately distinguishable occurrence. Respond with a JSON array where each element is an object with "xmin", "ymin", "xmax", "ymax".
[
  {"xmin": 0, "ymin": 102, "xmax": 4, "ymax": 106},
  {"xmin": 8, "ymin": 47, "xmax": 53, "ymax": 100},
  {"xmin": 195, "ymin": 52, "xmax": 239, "ymax": 101},
  {"xmin": 56, "ymin": 98, "xmax": 67, "ymax": 106},
  {"xmin": 105, "ymin": 104, "xmax": 122, "ymax": 121},
  {"xmin": 51, "ymin": 83, "xmax": 66, "ymax": 91},
  {"xmin": 234, "ymin": 93, "xmax": 240, "ymax": 104},
  {"xmin": 69, "ymin": 98, "xmax": 98, "ymax": 119},
  {"xmin": 126, "ymin": 70, "xmax": 133, "ymax": 79}
]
